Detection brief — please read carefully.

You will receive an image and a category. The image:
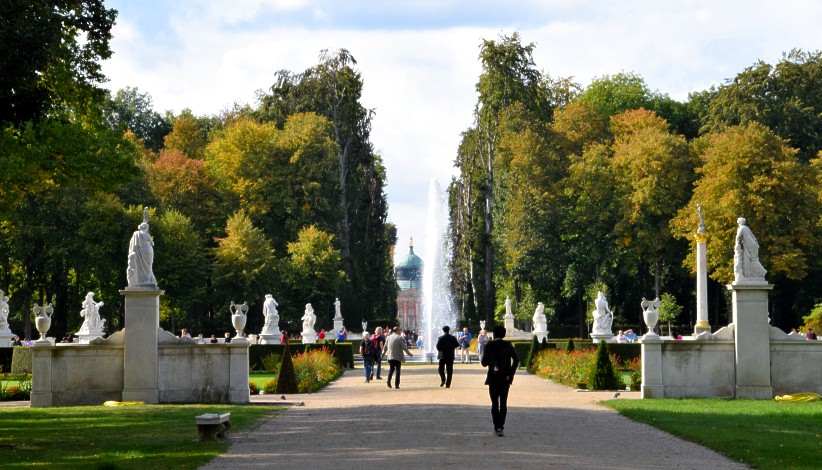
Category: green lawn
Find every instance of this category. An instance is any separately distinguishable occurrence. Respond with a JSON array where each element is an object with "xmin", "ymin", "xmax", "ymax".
[
  {"xmin": 249, "ymin": 372, "xmax": 277, "ymax": 389},
  {"xmin": 605, "ymin": 399, "xmax": 822, "ymax": 469},
  {"xmin": 0, "ymin": 404, "xmax": 279, "ymax": 469}
]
